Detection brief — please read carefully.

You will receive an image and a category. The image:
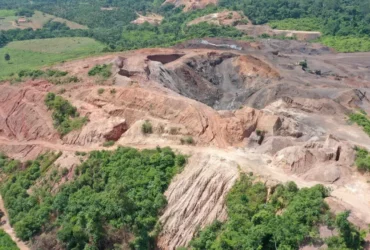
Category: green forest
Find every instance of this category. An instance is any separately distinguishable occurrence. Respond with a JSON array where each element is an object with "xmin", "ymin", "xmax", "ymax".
[
  {"xmin": 0, "ymin": 229, "xmax": 19, "ymax": 250},
  {"xmin": 0, "ymin": 0, "xmax": 369, "ymax": 52},
  {"xmin": 190, "ymin": 174, "xmax": 365, "ymax": 250},
  {"xmin": 0, "ymin": 147, "xmax": 186, "ymax": 249}
]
